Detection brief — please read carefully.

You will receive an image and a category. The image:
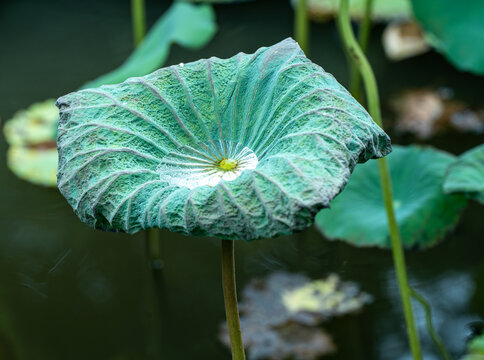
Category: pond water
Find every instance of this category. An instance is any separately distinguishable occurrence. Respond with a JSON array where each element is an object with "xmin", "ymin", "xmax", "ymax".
[{"xmin": 1, "ymin": 0, "xmax": 483, "ymax": 359}]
